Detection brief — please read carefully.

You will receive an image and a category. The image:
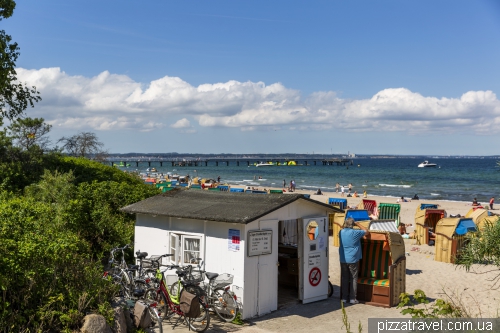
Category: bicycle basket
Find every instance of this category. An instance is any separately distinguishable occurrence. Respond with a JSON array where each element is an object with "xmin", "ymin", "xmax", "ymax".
[
  {"xmin": 183, "ymin": 269, "xmax": 204, "ymax": 284},
  {"xmin": 142, "ymin": 255, "xmax": 162, "ymax": 269},
  {"xmin": 210, "ymin": 273, "xmax": 233, "ymax": 290}
]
